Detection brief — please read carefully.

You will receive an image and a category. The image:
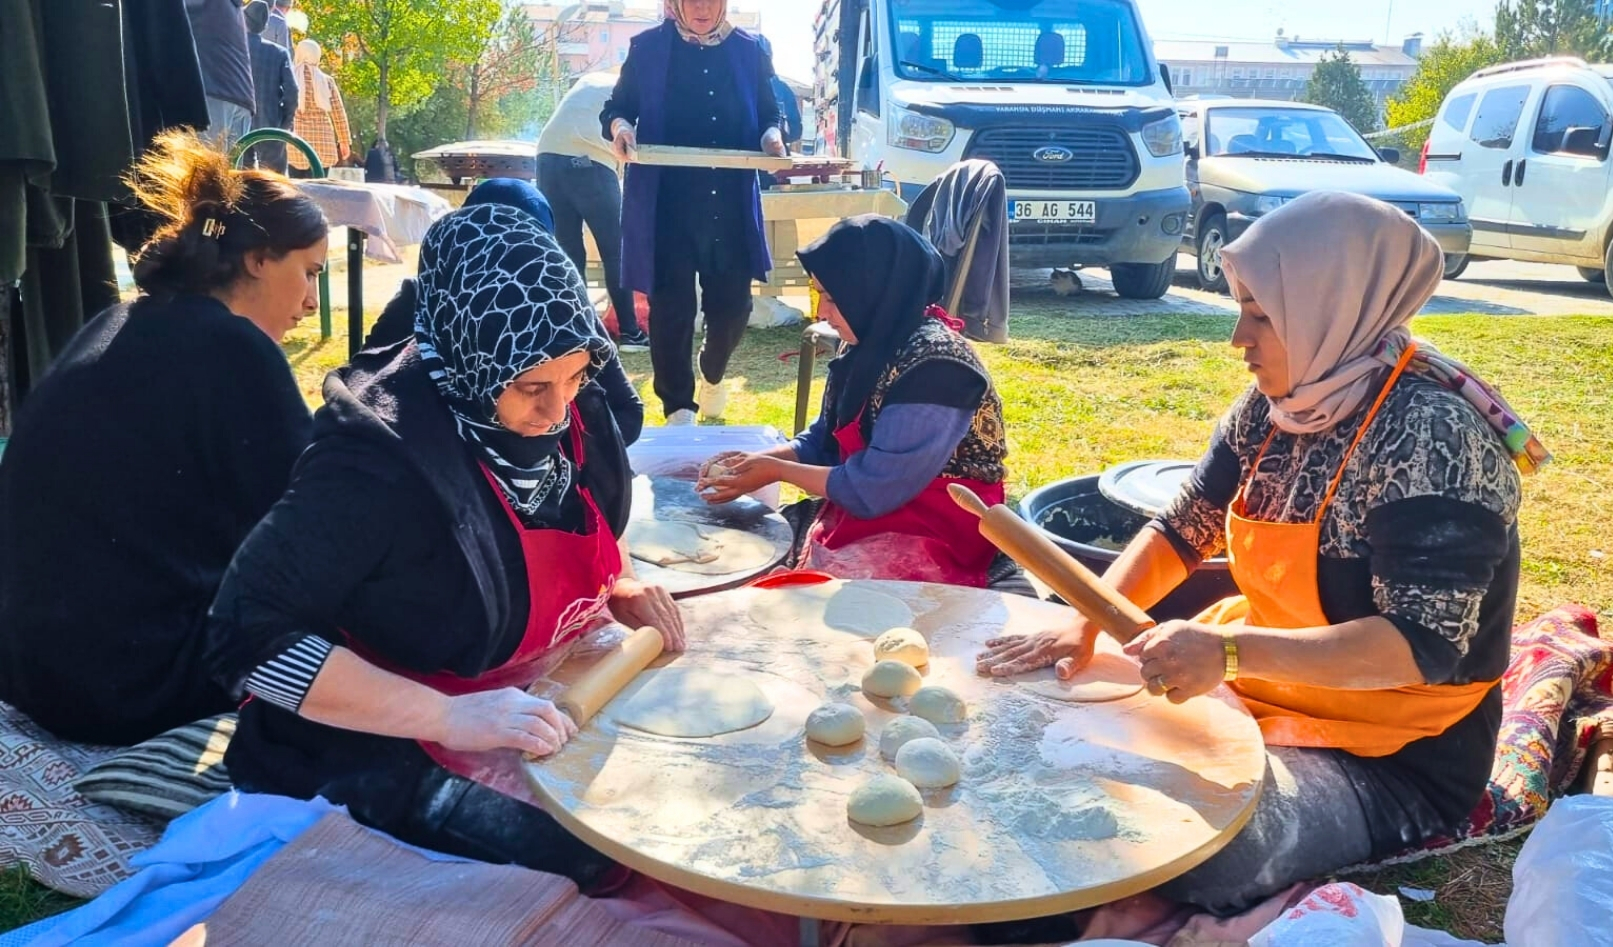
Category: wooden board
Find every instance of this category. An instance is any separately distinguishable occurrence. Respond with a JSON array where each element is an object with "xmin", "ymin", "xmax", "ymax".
[
  {"xmin": 631, "ymin": 145, "xmax": 794, "ymax": 172},
  {"xmin": 625, "ymin": 475, "xmax": 792, "ymax": 599},
  {"xmin": 524, "ymin": 580, "xmax": 1265, "ymax": 925}
]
